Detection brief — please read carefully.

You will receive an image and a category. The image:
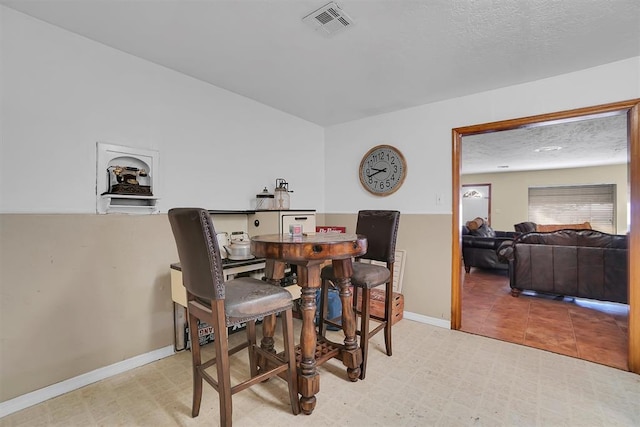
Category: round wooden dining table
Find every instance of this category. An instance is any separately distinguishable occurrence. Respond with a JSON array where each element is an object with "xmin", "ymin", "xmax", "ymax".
[{"xmin": 251, "ymin": 232, "xmax": 367, "ymax": 415}]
